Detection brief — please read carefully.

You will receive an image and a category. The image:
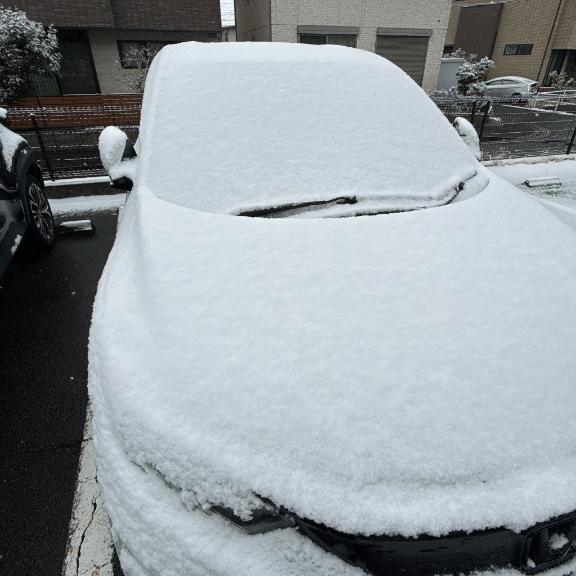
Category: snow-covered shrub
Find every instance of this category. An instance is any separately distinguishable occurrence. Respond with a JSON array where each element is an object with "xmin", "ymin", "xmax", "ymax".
[
  {"xmin": 456, "ymin": 57, "xmax": 495, "ymax": 96},
  {"xmin": 547, "ymin": 71, "xmax": 576, "ymax": 90},
  {"xmin": 114, "ymin": 43, "xmax": 161, "ymax": 93},
  {"xmin": 443, "ymin": 48, "xmax": 476, "ymax": 61},
  {"xmin": 0, "ymin": 7, "xmax": 61, "ymax": 103},
  {"xmin": 430, "ymin": 86, "xmax": 459, "ymax": 97}
]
